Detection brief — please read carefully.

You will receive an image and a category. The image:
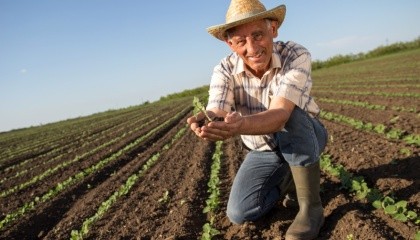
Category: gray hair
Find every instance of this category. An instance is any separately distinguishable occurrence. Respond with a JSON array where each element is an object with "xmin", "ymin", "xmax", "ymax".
[{"xmin": 225, "ymin": 19, "xmax": 273, "ymax": 40}]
